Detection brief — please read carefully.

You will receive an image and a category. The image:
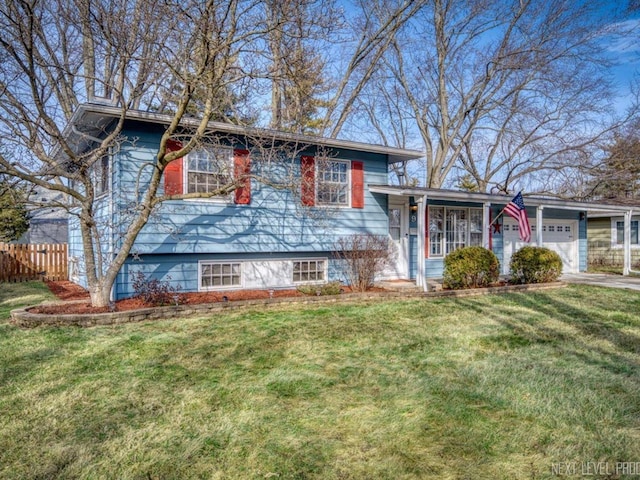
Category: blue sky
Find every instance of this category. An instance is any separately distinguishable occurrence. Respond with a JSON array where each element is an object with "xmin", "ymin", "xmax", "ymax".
[{"xmin": 601, "ymin": 16, "xmax": 640, "ymax": 114}]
